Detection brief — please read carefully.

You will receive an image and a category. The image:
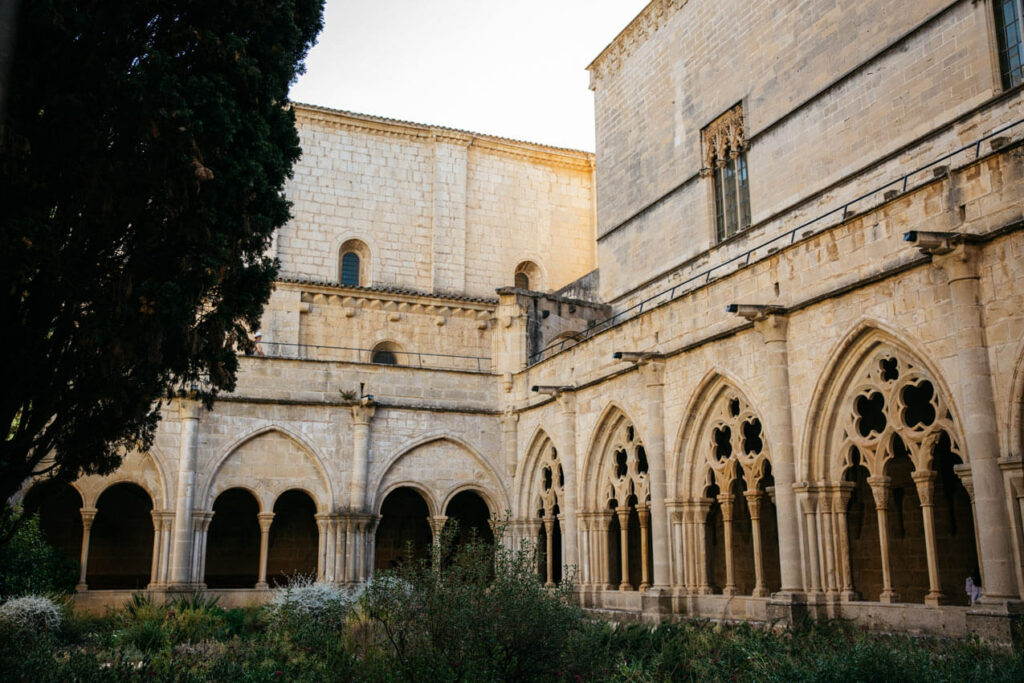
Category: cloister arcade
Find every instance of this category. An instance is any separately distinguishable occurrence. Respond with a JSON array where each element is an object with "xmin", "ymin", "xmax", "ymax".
[{"xmin": 14, "ymin": 326, "xmax": 1024, "ymax": 633}]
